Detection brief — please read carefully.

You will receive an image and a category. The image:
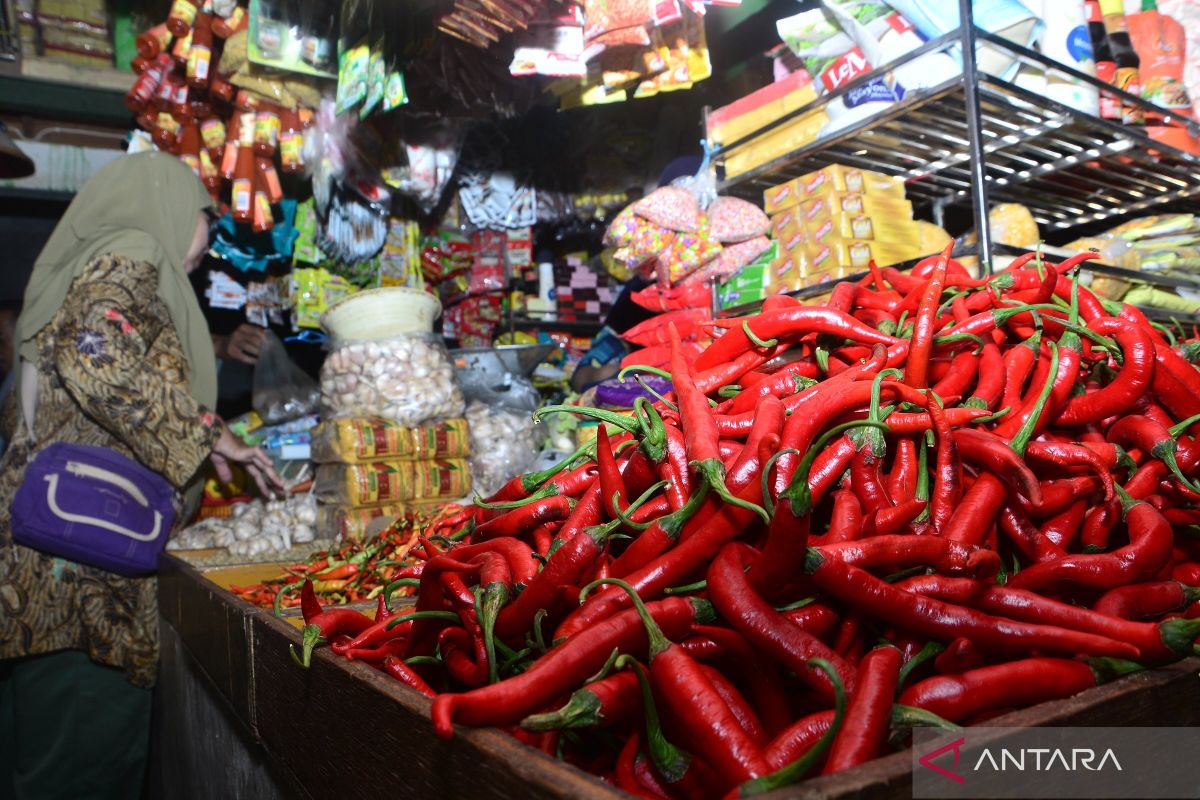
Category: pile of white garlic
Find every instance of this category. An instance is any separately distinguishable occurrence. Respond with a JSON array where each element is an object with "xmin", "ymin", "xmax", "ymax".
[
  {"xmin": 320, "ymin": 335, "xmax": 465, "ymax": 426},
  {"xmin": 168, "ymin": 494, "xmax": 318, "ymax": 557},
  {"xmin": 466, "ymin": 401, "xmax": 543, "ymax": 497}
]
